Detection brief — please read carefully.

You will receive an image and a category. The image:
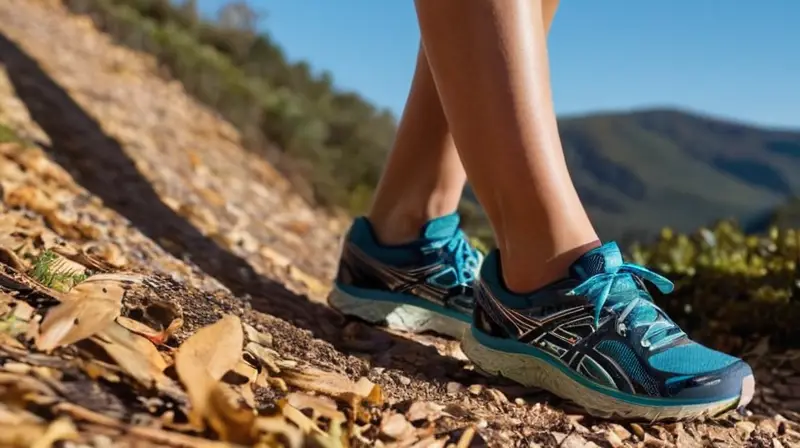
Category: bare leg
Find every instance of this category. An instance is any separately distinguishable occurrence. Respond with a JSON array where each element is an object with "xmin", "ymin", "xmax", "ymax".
[
  {"xmin": 367, "ymin": 47, "xmax": 463, "ymax": 245},
  {"xmin": 415, "ymin": 0, "xmax": 600, "ymax": 292},
  {"xmin": 368, "ymin": 1, "xmax": 560, "ymax": 246}
]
